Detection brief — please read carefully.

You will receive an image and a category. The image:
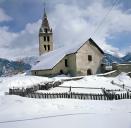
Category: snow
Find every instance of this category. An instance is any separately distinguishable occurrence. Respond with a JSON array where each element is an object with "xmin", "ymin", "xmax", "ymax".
[
  {"xmin": 37, "ymin": 75, "xmax": 122, "ymax": 94},
  {"xmin": 32, "ymin": 38, "xmax": 103, "ymax": 70},
  {"xmin": 31, "ymin": 43, "xmax": 83, "ymax": 70},
  {"xmin": 60, "ymin": 75, "xmax": 122, "ymax": 89},
  {"xmin": 118, "ymin": 63, "xmax": 131, "ymax": 65},
  {"xmin": 37, "ymin": 87, "xmax": 103, "ymax": 94},
  {"xmin": 0, "ymin": 95, "xmax": 131, "ymax": 128},
  {"xmin": 113, "ymin": 72, "xmax": 131, "ymax": 87},
  {"xmin": 105, "ymin": 65, "xmax": 112, "ymax": 70},
  {"xmin": 31, "ymin": 43, "xmax": 82, "ymax": 70},
  {"xmin": 0, "ymin": 75, "xmax": 52, "ymax": 95},
  {"xmin": 0, "ymin": 73, "xmax": 131, "ymax": 128},
  {"xmin": 98, "ymin": 70, "xmax": 117, "ymax": 75}
]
